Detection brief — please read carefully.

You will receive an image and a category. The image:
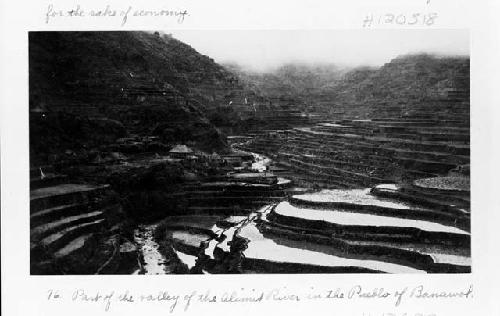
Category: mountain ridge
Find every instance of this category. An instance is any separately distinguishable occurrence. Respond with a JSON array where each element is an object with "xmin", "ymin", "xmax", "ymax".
[{"xmin": 228, "ymin": 53, "xmax": 470, "ymax": 119}]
